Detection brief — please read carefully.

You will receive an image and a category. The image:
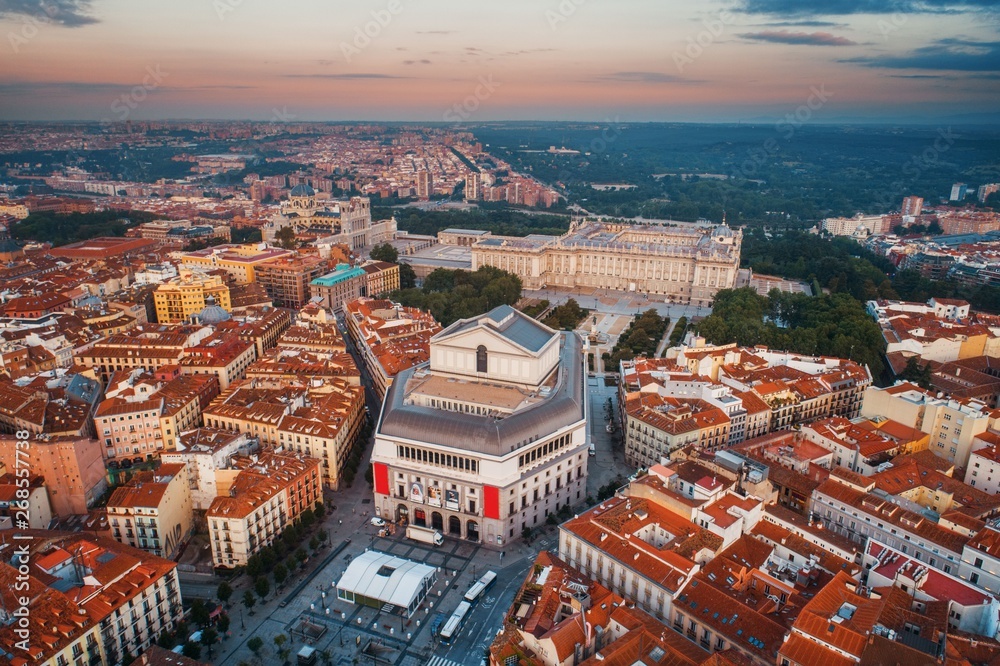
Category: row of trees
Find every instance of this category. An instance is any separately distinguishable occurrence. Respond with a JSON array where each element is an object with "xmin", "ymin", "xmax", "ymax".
[
  {"xmin": 369, "ymin": 242, "xmax": 417, "ymax": 289},
  {"xmin": 695, "ymin": 287, "xmax": 887, "ymax": 378},
  {"xmin": 741, "ymin": 229, "xmax": 1000, "ymax": 314},
  {"xmin": 542, "ymin": 298, "xmax": 588, "ymax": 331},
  {"xmin": 390, "ymin": 266, "xmax": 522, "ymax": 326},
  {"xmin": 604, "ymin": 309, "xmax": 668, "ymax": 368},
  {"xmin": 11, "ymin": 209, "xmax": 159, "ymax": 246}
]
